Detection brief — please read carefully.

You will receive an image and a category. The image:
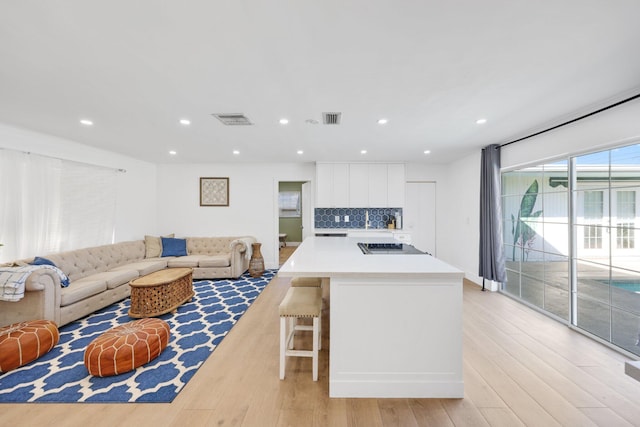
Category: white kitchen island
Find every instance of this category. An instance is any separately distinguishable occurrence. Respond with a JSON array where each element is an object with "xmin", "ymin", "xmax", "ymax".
[{"xmin": 278, "ymin": 235, "xmax": 464, "ymax": 398}]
